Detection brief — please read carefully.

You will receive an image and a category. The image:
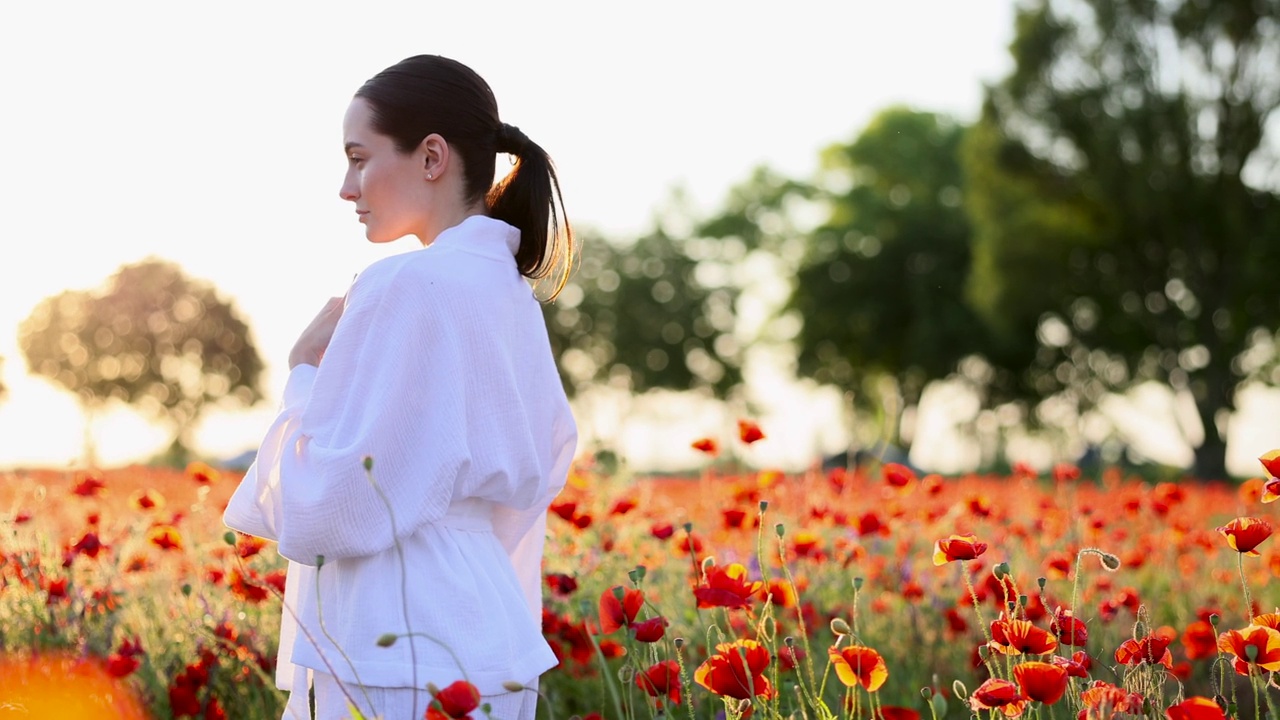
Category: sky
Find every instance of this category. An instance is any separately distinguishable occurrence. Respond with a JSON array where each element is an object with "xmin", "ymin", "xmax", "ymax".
[{"xmin": 2, "ymin": 1, "xmax": 1271, "ymax": 475}]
